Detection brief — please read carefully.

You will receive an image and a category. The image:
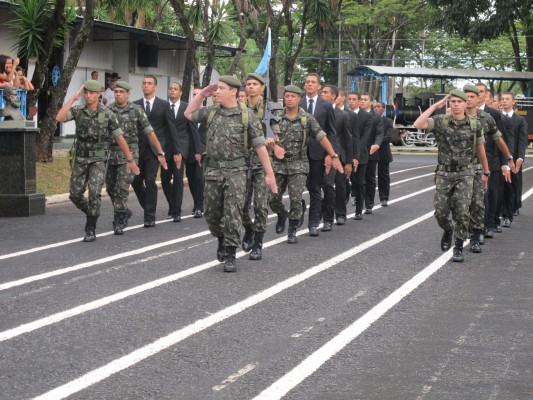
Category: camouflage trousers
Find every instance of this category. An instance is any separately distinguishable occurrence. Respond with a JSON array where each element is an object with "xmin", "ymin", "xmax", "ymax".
[
  {"xmin": 434, "ymin": 171, "xmax": 474, "ymax": 240},
  {"xmin": 468, "ymin": 168, "xmax": 486, "ymax": 231},
  {"xmin": 106, "ymin": 162, "xmax": 135, "ymax": 213},
  {"xmin": 269, "ymin": 172, "xmax": 307, "ymax": 220},
  {"xmin": 69, "ymin": 160, "xmax": 105, "ymax": 217},
  {"xmin": 204, "ymin": 169, "xmax": 247, "ymax": 248},
  {"xmin": 242, "ymin": 168, "xmax": 269, "ymax": 233}
]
